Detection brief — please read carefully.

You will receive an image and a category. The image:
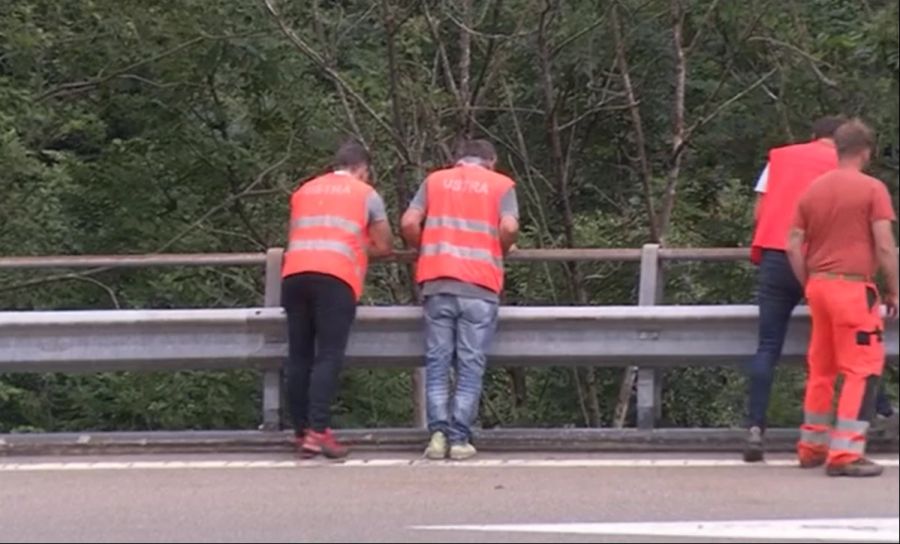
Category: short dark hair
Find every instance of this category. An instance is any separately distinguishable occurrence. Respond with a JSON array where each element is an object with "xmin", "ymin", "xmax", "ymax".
[
  {"xmin": 333, "ymin": 140, "xmax": 370, "ymax": 170},
  {"xmin": 454, "ymin": 139, "xmax": 497, "ymax": 163},
  {"xmin": 834, "ymin": 118, "xmax": 875, "ymax": 159},
  {"xmin": 811, "ymin": 115, "xmax": 847, "ymax": 140}
]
